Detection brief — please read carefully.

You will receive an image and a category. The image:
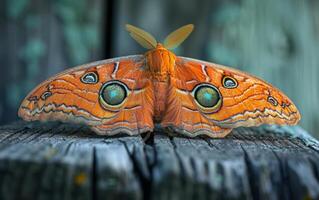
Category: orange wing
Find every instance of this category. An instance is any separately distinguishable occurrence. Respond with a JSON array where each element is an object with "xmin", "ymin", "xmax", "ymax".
[
  {"xmin": 19, "ymin": 55, "xmax": 154, "ymax": 136},
  {"xmin": 161, "ymin": 56, "xmax": 300, "ymax": 138}
]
